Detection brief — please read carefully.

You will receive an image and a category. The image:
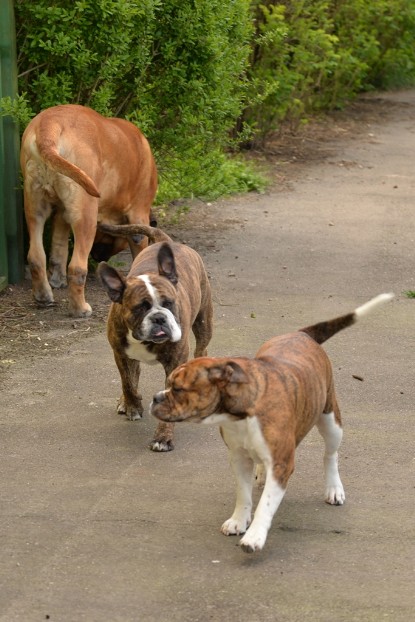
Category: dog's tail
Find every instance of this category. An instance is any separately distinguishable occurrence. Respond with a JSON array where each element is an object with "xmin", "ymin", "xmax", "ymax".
[
  {"xmin": 36, "ymin": 119, "xmax": 101, "ymax": 198},
  {"xmin": 97, "ymin": 223, "xmax": 172, "ymax": 244},
  {"xmin": 299, "ymin": 293, "xmax": 394, "ymax": 345}
]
